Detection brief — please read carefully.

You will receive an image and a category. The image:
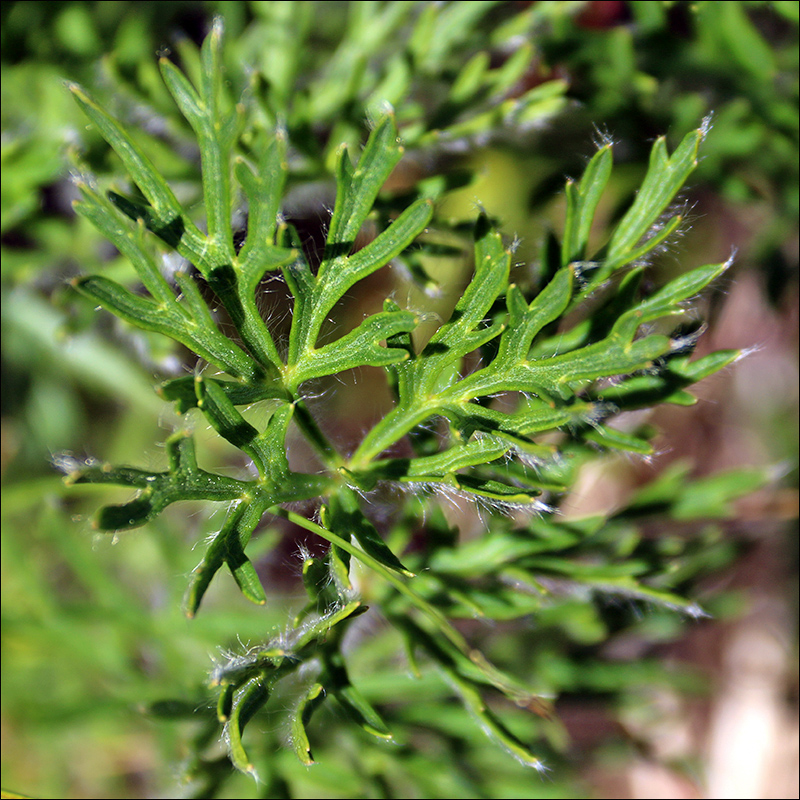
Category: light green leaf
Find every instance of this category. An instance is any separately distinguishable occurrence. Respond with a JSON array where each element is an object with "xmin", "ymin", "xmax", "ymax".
[
  {"xmin": 159, "ymin": 18, "xmax": 236, "ymax": 255},
  {"xmin": 603, "ymin": 125, "xmax": 707, "ymax": 274},
  {"xmin": 68, "ymin": 83, "xmax": 207, "ymax": 255},
  {"xmin": 324, "ymin": 114, "xmax": 404, "ymax": 251}
]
